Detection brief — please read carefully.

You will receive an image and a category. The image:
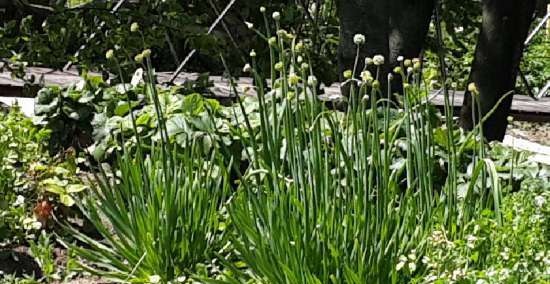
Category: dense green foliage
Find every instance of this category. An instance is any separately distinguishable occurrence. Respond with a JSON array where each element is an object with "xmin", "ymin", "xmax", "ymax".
[{"xmin": 0, "ymin": 108, "xmax": 84, "ymax": 246}]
